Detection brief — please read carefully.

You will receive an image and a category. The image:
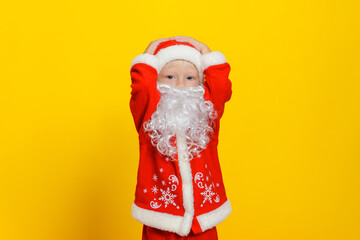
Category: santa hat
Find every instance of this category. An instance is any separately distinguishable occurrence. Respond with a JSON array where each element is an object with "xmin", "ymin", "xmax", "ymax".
[
  {"xmin": 153, "ymin": 40, "xmax": 203, "ymax": 82},
  {"xmin": 130, "ymin": 39, "xmax": 228, "ymax": 83}
]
